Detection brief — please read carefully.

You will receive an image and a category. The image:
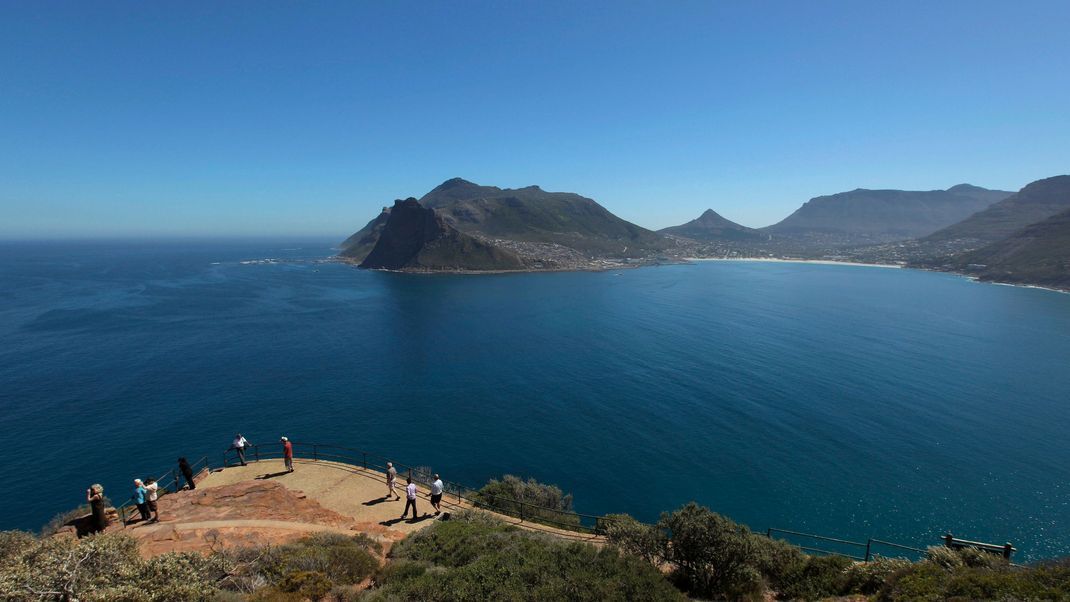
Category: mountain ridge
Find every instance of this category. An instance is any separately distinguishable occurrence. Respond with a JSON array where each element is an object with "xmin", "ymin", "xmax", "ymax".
[{"xmin": 763, "ymin": 185, "xmax": 1012, "ymax": 241}]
